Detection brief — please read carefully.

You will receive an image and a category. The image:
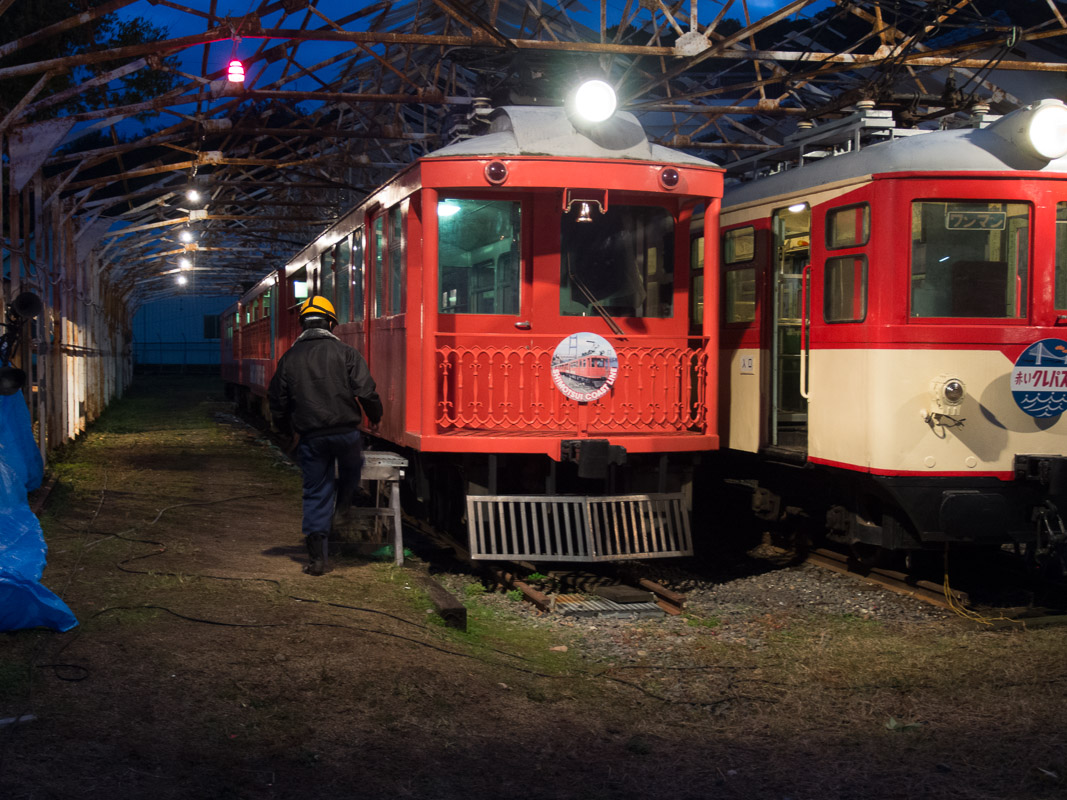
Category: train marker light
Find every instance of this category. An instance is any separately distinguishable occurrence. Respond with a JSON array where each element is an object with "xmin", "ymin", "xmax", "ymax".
[
  {"xmin": 569, "ymin": 79, "xmax": 617, "ymax": 124},
  {"xmin": 659, "ymin": 167, "xmax": 680, "ymax": 189},
  {"xmin": 484, "ymin": 161, "xmax": 508, "ymax": 185},
  {"xmin": 1027, "ymin": 101, "xmax": 1067, "ymax": 160}
]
